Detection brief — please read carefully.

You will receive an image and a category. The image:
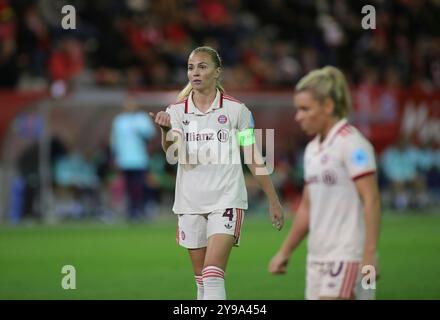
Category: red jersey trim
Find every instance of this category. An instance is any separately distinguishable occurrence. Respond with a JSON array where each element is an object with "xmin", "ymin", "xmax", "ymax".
[
  {"xmin": 223, "ymin": 96, "xmax": 242, "ymax": 104},
  {"xmin": 352, "ymin": 170, "xmax": 376, "ymax": 181},
  {"xmin": 339, "ymin": 126, "xmax": 353, "ymax": 137},
  {"xmin": 336, "ymin": 123, "xmax": 350, "ymax": 135},
  {"xmin": 184, "ymin": 97, "xmax": 189, "ymax": 113},
  {"xmin": 184, "ymin": 92, "xmax": 223, "ymax": 112},
  {"xmin": 327, "ymin": 123, "xmax": 351, "ymax": 146}
]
